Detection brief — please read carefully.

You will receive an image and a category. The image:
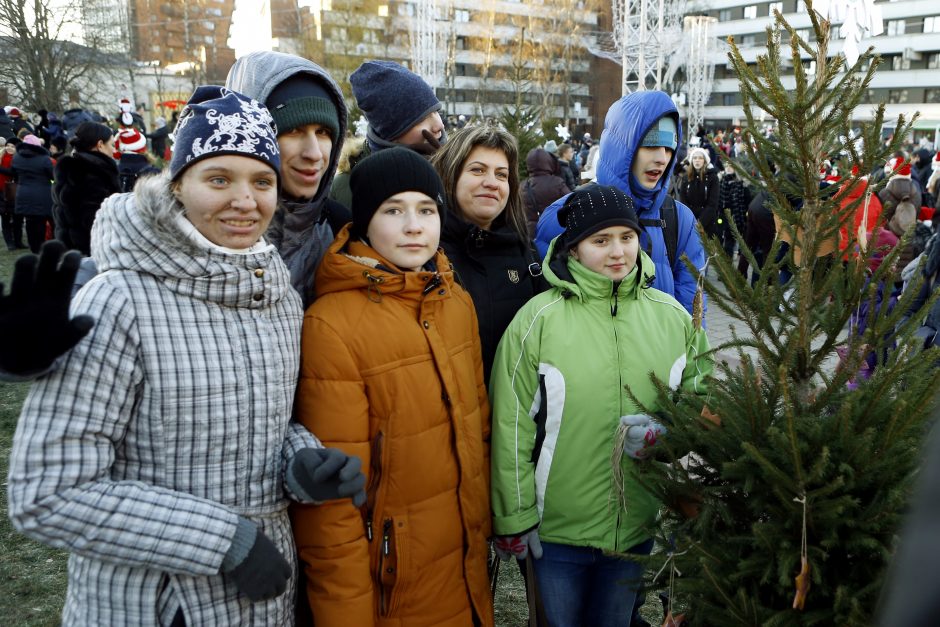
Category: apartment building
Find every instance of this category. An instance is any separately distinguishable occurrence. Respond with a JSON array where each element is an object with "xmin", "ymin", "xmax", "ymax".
[
  {"xmin": 699, "ymin": 0, "xmax": 940, "ymax": 142},
  {"xmin": 295, "ymin": 0, "xmax": 602, "ymax": 128},
  {"xmin": 127, "ymin": 0, "xmax": 236, "ymax": 83}
]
